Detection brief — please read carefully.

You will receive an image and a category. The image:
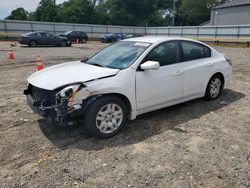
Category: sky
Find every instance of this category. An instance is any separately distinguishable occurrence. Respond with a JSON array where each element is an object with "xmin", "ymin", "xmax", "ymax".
[{"xmin": 0, "ymin": 0, "xmax": 68, "ymax": 19}]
